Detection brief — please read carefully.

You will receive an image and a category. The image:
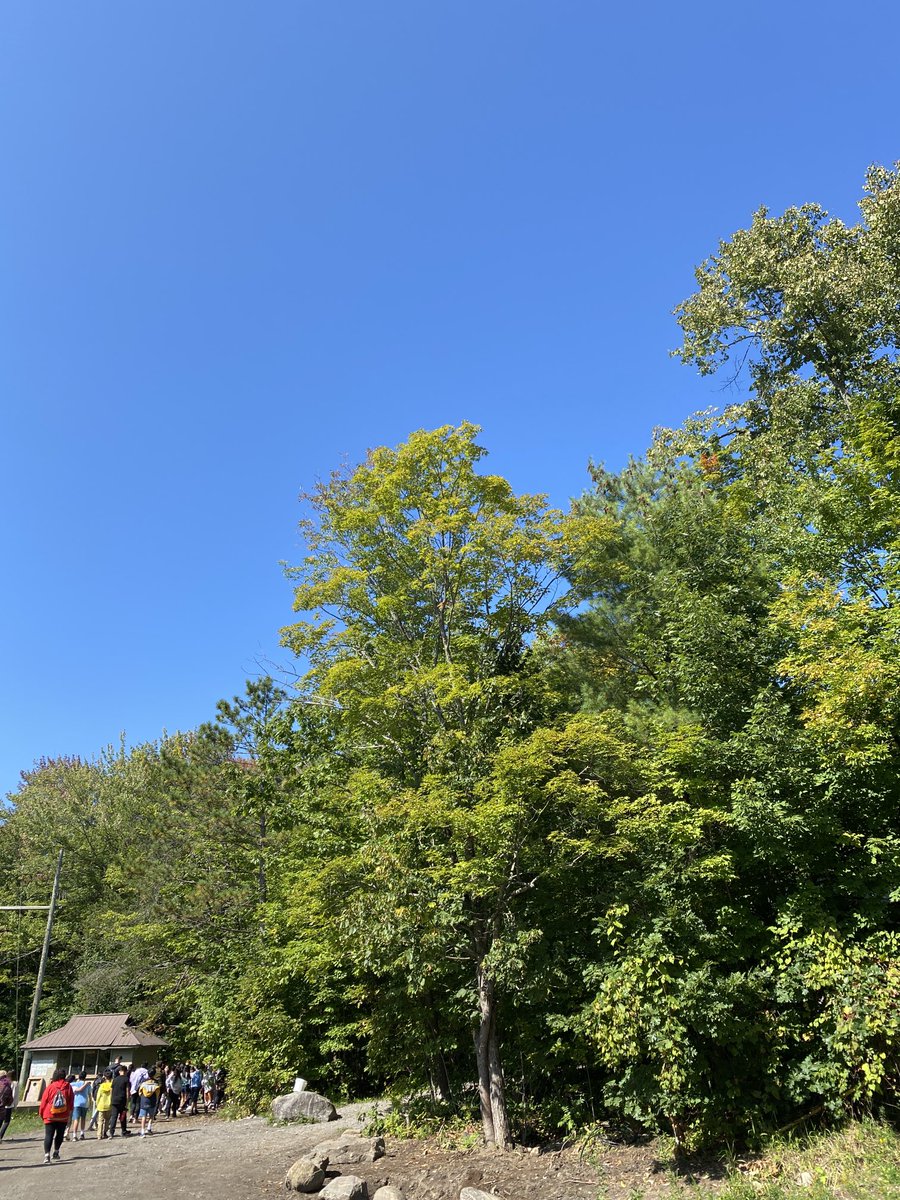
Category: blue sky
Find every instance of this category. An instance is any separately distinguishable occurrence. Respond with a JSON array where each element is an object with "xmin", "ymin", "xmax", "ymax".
[{"xmin": 3, "ymin": 1, "xmax": 898, "ymax": 796}]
